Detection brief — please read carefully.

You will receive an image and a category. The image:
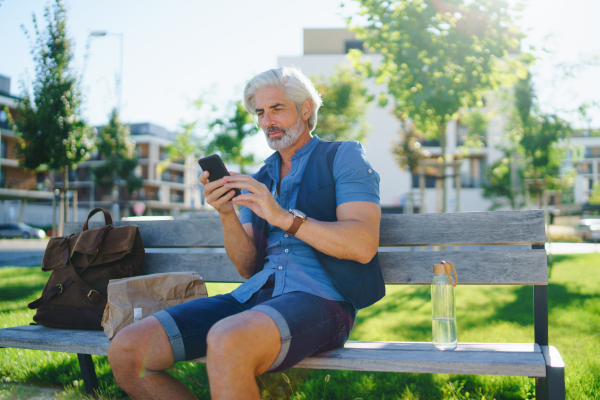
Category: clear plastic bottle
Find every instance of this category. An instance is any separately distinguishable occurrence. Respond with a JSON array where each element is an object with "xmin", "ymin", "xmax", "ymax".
[{"xmin": 432, "ymin": 261, "xmax": 458, "ymax": 350}]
